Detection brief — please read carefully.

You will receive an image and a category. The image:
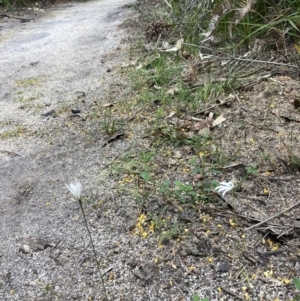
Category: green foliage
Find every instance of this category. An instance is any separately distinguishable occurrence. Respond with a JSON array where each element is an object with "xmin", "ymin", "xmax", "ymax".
[
  {"xmin": 163, "ymin": 0, "xmax": 300, "ymax": 50},
  {"xmin": 245, "ymin": 165, "xmax": 258, "ymax": 175},
  {"xmin": 140, "ymin": 171, "xmax": 152, "ymax": 182},
  {"xmin": 0, "ymin": 0, "xmax": 36, "ymax": 9},
  {"xmin": 174, "ymin": 180, "xmax": 197, "ymax": 203},
  {"xmin": 192, "ymin": 293, "xmax": 209, "ymax": 301},
  {"xmin": 293, "ymin": 278, "xmax": 300, "ymax": 301},
  {"xmin": 156, "ymin": 178, "xmax": 215, "ymax": 204},
  {"xmin": 294, "ymin": 277, "xmax": 300, "ymax": 289}
]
